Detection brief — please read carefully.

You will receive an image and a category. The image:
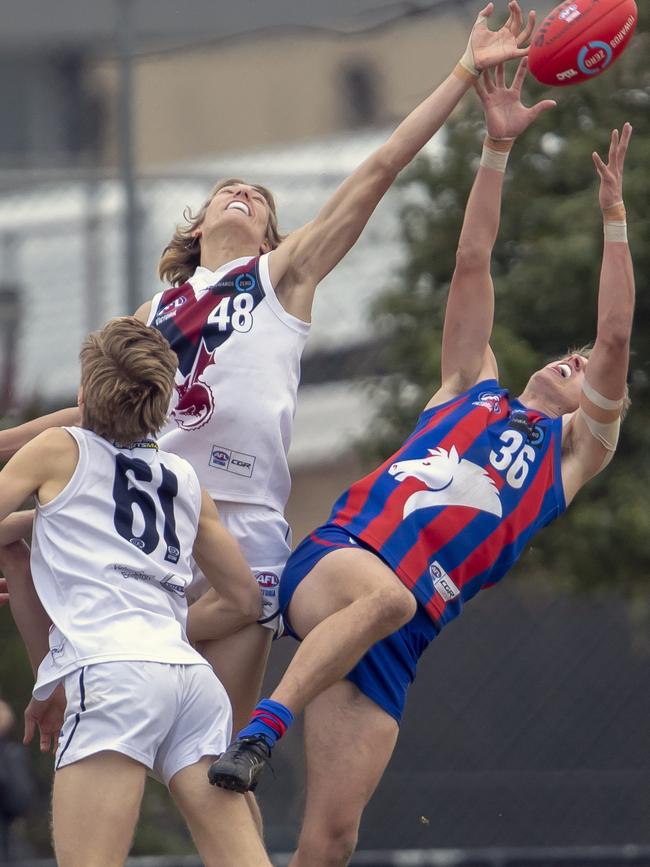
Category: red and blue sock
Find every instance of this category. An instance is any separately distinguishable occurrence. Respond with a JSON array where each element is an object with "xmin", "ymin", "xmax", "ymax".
[{"xmin": 237, "ymin": 699, "xmax": 294, "ymax": 749}]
